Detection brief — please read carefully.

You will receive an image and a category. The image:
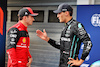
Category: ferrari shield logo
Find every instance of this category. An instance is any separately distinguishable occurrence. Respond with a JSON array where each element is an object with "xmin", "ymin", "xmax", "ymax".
[{"xmin": 22, "ymin": 38, "xmax": 26, "ymax": 43}]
